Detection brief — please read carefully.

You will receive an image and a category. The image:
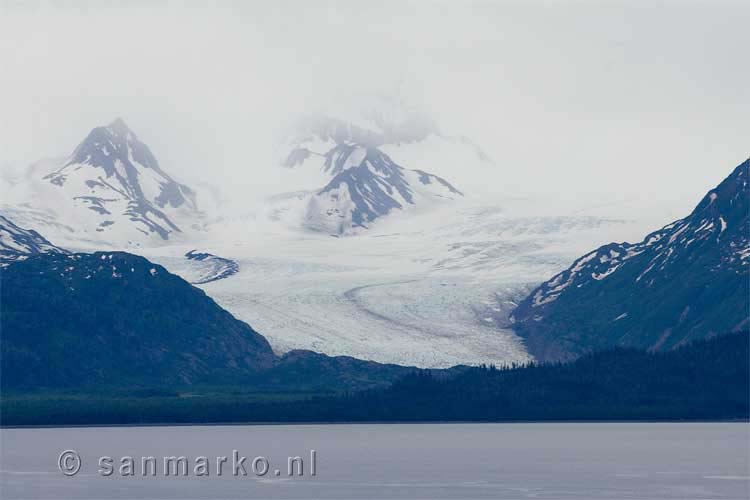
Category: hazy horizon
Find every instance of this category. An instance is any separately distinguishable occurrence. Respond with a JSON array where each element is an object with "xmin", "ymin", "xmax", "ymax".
[{"xmin": 1, "ymin": 1, "xmax": 748, "ymax": 213}]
